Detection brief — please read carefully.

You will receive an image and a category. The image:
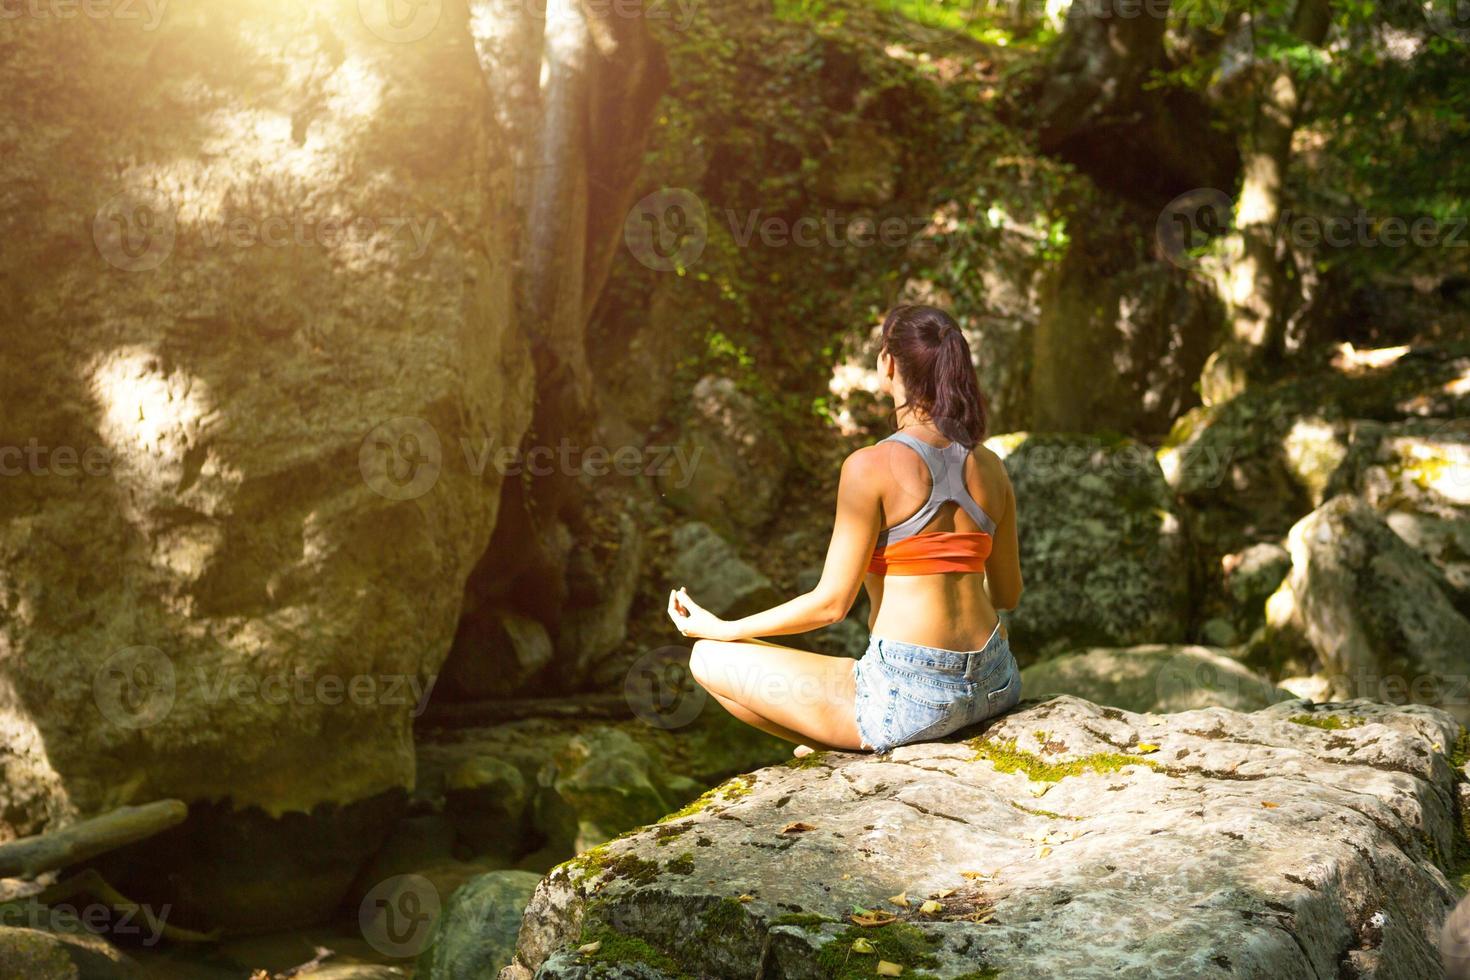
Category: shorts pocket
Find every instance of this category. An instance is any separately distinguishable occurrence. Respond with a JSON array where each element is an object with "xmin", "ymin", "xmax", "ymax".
[
  {"xmin": 984, "ymin": 660, "xmax": 1021, "ymax": 712},
  {"xmin": 886, "ymin": 685, "xmax": 967, "ymax": 745}
]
